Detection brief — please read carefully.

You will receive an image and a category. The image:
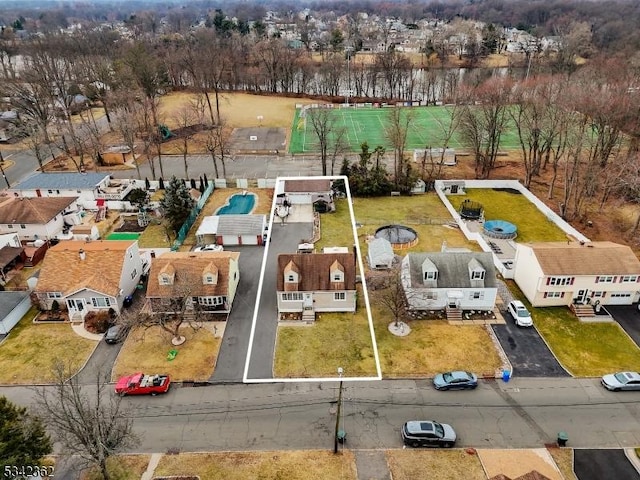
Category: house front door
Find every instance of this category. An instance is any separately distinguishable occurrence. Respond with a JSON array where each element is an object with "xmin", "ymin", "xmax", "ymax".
[
  {"xmin": 68, "ymin": 298, "xmax": 86, "ymax": 313},
  {"xmin": 303, "ymin": 293, "xmax": 313, "ymax": 310},
  {"xmin": 576, "ymin": 290, "xmax": 588, "ymax": 304}
]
